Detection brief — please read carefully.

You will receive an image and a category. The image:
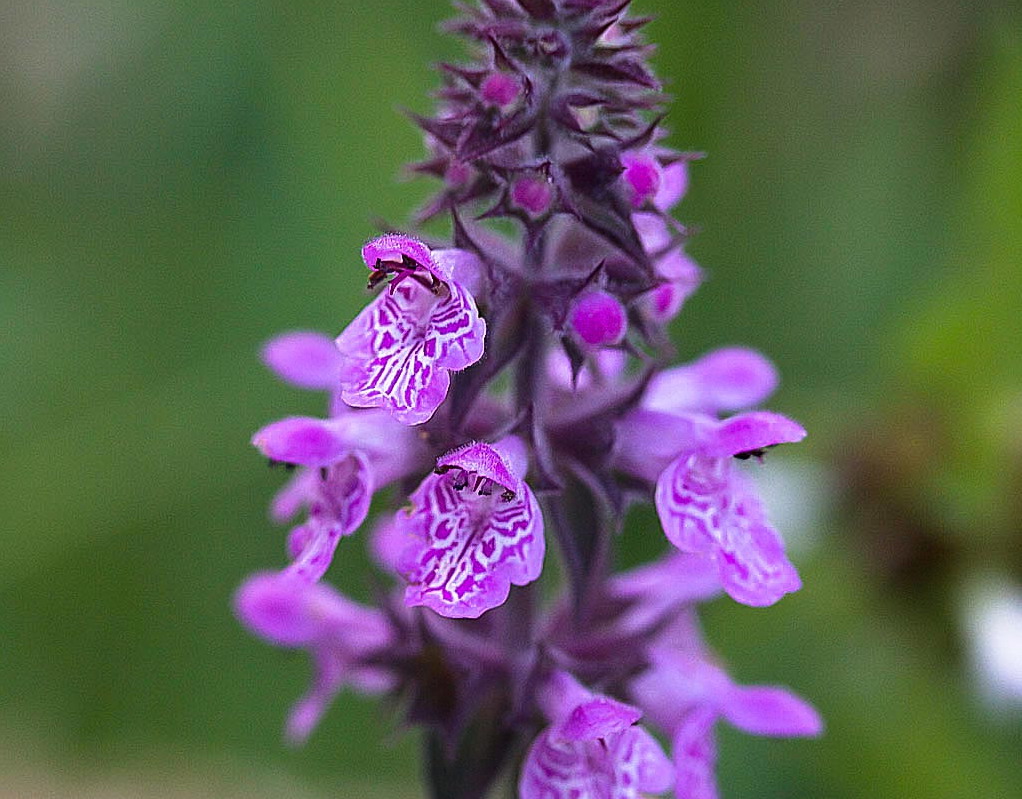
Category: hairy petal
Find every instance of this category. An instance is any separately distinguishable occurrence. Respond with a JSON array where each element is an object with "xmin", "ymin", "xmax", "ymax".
[
  {"xmin": 399, "ymin": 471, "xmax": 544, "ymax": 618},
  {"xmin": 336, "ymin": 279, "xmax": 486, "ymax": 425},
  {"xmin": 655, "ymin": 453, "xmax": 801, "ymax": 606}
]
